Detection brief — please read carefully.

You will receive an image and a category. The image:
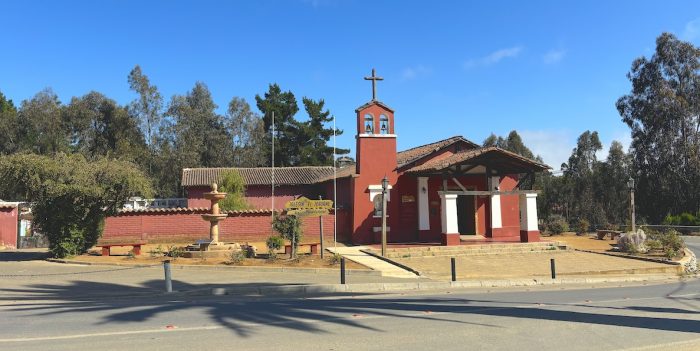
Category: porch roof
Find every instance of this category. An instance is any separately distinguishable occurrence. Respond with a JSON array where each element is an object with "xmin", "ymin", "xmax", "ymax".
[{"xmin": 404, "ymin": 146, "xmax": 550, "ymax": 175}]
